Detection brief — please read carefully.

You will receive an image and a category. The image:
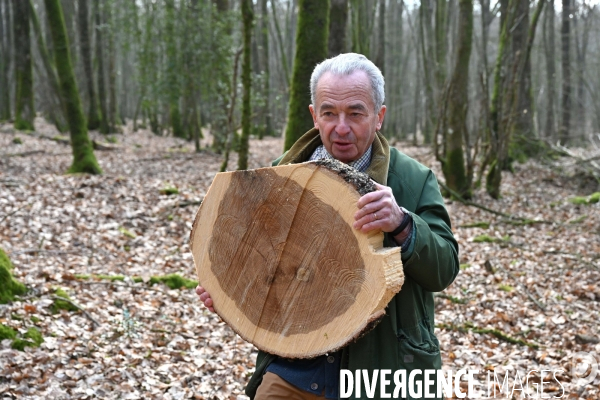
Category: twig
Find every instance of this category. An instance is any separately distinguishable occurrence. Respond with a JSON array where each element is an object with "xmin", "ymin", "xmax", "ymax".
[
  {"xmin": 10, "ymin": 249, "xmax": 90, "ymax": 256},
  {"xmin": 0, "ymin": 204, "xmax": 29, "ymax": 224},
  {"xmin": 6, "ymin": 150, "xmax": 46, "ymax": 157},
  {"xmin": 438, "ymin": 181, "xmax": 554, "ymax": 224},
  {"xmin": 50, "ymin": 295, "xmax": 101, "ymax": 328},
  {"xmin": 75, "ymin": 279, "xmax": 168, "ymax": 294}
]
